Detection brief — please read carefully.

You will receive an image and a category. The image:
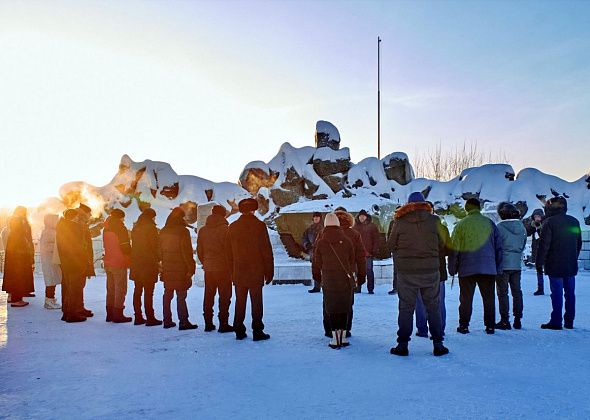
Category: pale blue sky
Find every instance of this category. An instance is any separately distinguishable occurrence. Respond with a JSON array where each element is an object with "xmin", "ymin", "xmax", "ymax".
[{"xmin": 0, "ymin": 0, "xmax": 589, "ymax": 207}]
